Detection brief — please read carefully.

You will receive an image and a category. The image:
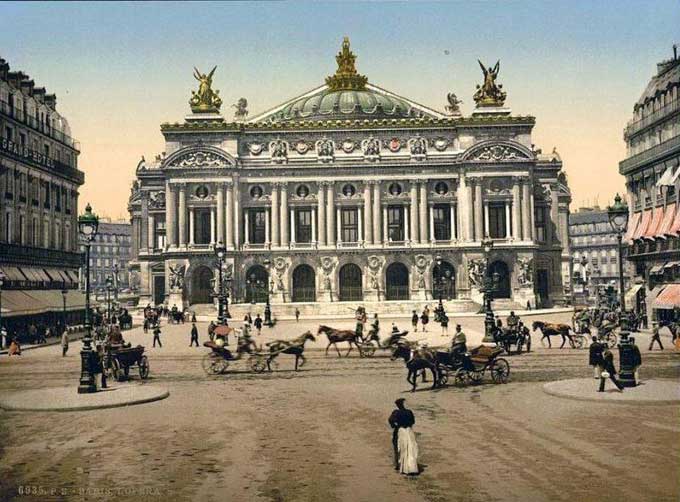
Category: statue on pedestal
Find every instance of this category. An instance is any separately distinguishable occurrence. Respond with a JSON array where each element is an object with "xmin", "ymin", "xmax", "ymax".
[
  {"xmin": 189, "ymin": 66, "xmax": 223, "ymax": 113},
  {"xmin": 473, "ymin": 60, "xmax": 507, "ymax": 107}
]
